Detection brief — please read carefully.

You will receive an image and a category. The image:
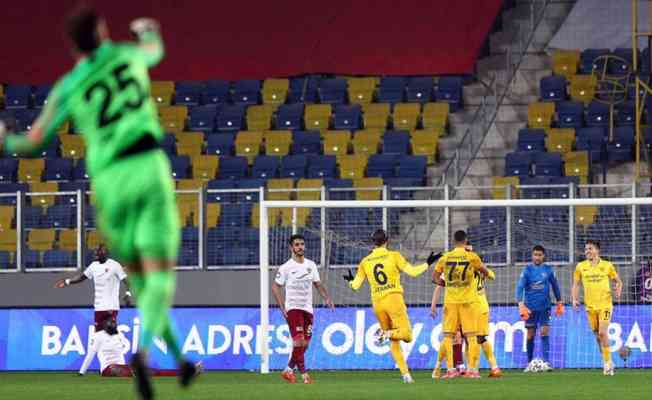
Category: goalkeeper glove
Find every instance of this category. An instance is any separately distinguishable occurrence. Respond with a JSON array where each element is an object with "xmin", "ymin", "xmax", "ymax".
[
  {"xmin": 518, "ymin": 304, "xmax": 531, "ymax": 321},
  {"xmin": 555, "ymin": 303, "xmax": 565, "ymax": 316},
  {"xmin": 130, "ymin": 18, "xmax": 160, "ymax": 36},
  {"xmin": 343, "ymin": 269, "xmax": 354, "ymax": 283},
  {"xmin": 427, "ymin": 252, "xmax": 442, "ymax": 266},
  {"xmin": 486, "ymin": 268, "xmax": 496, "ymax": 280}
]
